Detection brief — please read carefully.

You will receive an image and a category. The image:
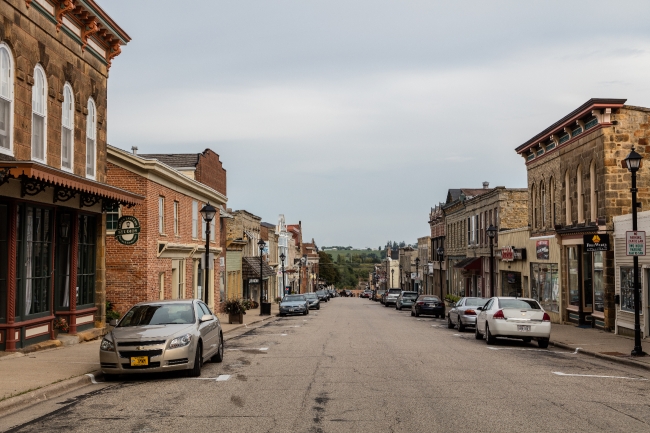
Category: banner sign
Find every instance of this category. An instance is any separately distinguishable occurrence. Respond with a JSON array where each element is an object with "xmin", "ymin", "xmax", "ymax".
[
  {"xmin": 626, "ymin": 231, "xmax": 646, "ymax": 256},
  {"xmin": 584, "ymin": 234, "xmax": 610, "ymax": 252},
  {"xmin": 501, "ymin": 246, "xmax": 514, "ymax": 262}
]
